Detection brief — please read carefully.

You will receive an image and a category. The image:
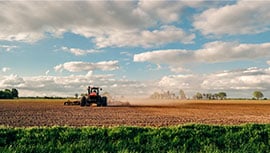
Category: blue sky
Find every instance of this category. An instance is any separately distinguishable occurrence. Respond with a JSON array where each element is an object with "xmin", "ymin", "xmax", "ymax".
[{"xmin": 0, "ymin": 0, "xmax": 270, "ymax": 98}]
